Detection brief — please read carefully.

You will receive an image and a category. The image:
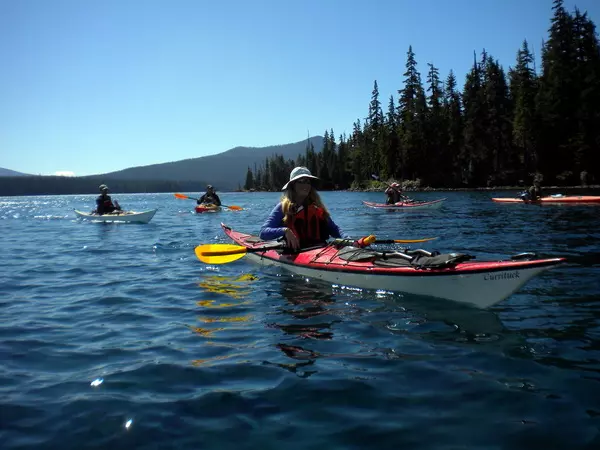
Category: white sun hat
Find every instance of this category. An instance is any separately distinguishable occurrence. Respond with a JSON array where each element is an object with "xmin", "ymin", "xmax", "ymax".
[{"xmin": 281, "ymin": 166, "xmax": 319, "ymax": 190}]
